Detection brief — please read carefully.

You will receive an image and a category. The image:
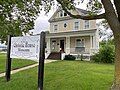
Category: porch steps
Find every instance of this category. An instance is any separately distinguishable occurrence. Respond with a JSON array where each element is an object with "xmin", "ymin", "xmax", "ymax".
[{"xmin": 47, "ymin": 52, "xmax": 61, "ymax": 60}]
